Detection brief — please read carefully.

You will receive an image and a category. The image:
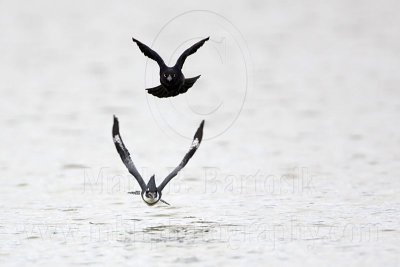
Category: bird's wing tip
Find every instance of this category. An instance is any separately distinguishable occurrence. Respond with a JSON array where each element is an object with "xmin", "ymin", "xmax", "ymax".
[
  {"xmin": 112, "ymin": 115, "xmax": 120, "ymax": 136},
  {"xmin": 191, "ymin": 75, "xmax": 201, "ymax": 80},
  {"xmin": 195, "ymin": 120, "xmax": 205, "ymax": 141}
]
